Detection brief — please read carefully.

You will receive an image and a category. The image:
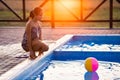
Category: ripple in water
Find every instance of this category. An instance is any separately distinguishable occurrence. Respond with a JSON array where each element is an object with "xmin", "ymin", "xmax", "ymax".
[
  {"xmin": 29, "ymin": 60, "xmax": 120, "ymax": 80},
  {"xmin": 55, "ymin": 43, "xmax": 120, "ymax": 51}
]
